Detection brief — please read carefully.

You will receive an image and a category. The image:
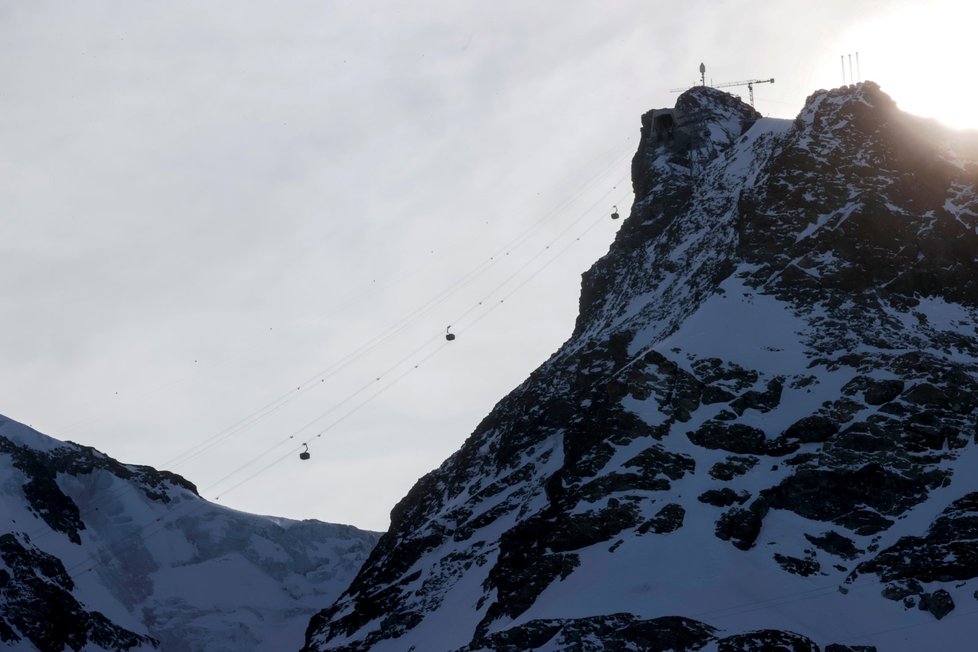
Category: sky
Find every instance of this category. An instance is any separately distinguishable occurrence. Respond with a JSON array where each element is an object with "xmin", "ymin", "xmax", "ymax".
[{"xmin": 2, "ymin": 0, "xmax": 975, "ymax": 532}]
